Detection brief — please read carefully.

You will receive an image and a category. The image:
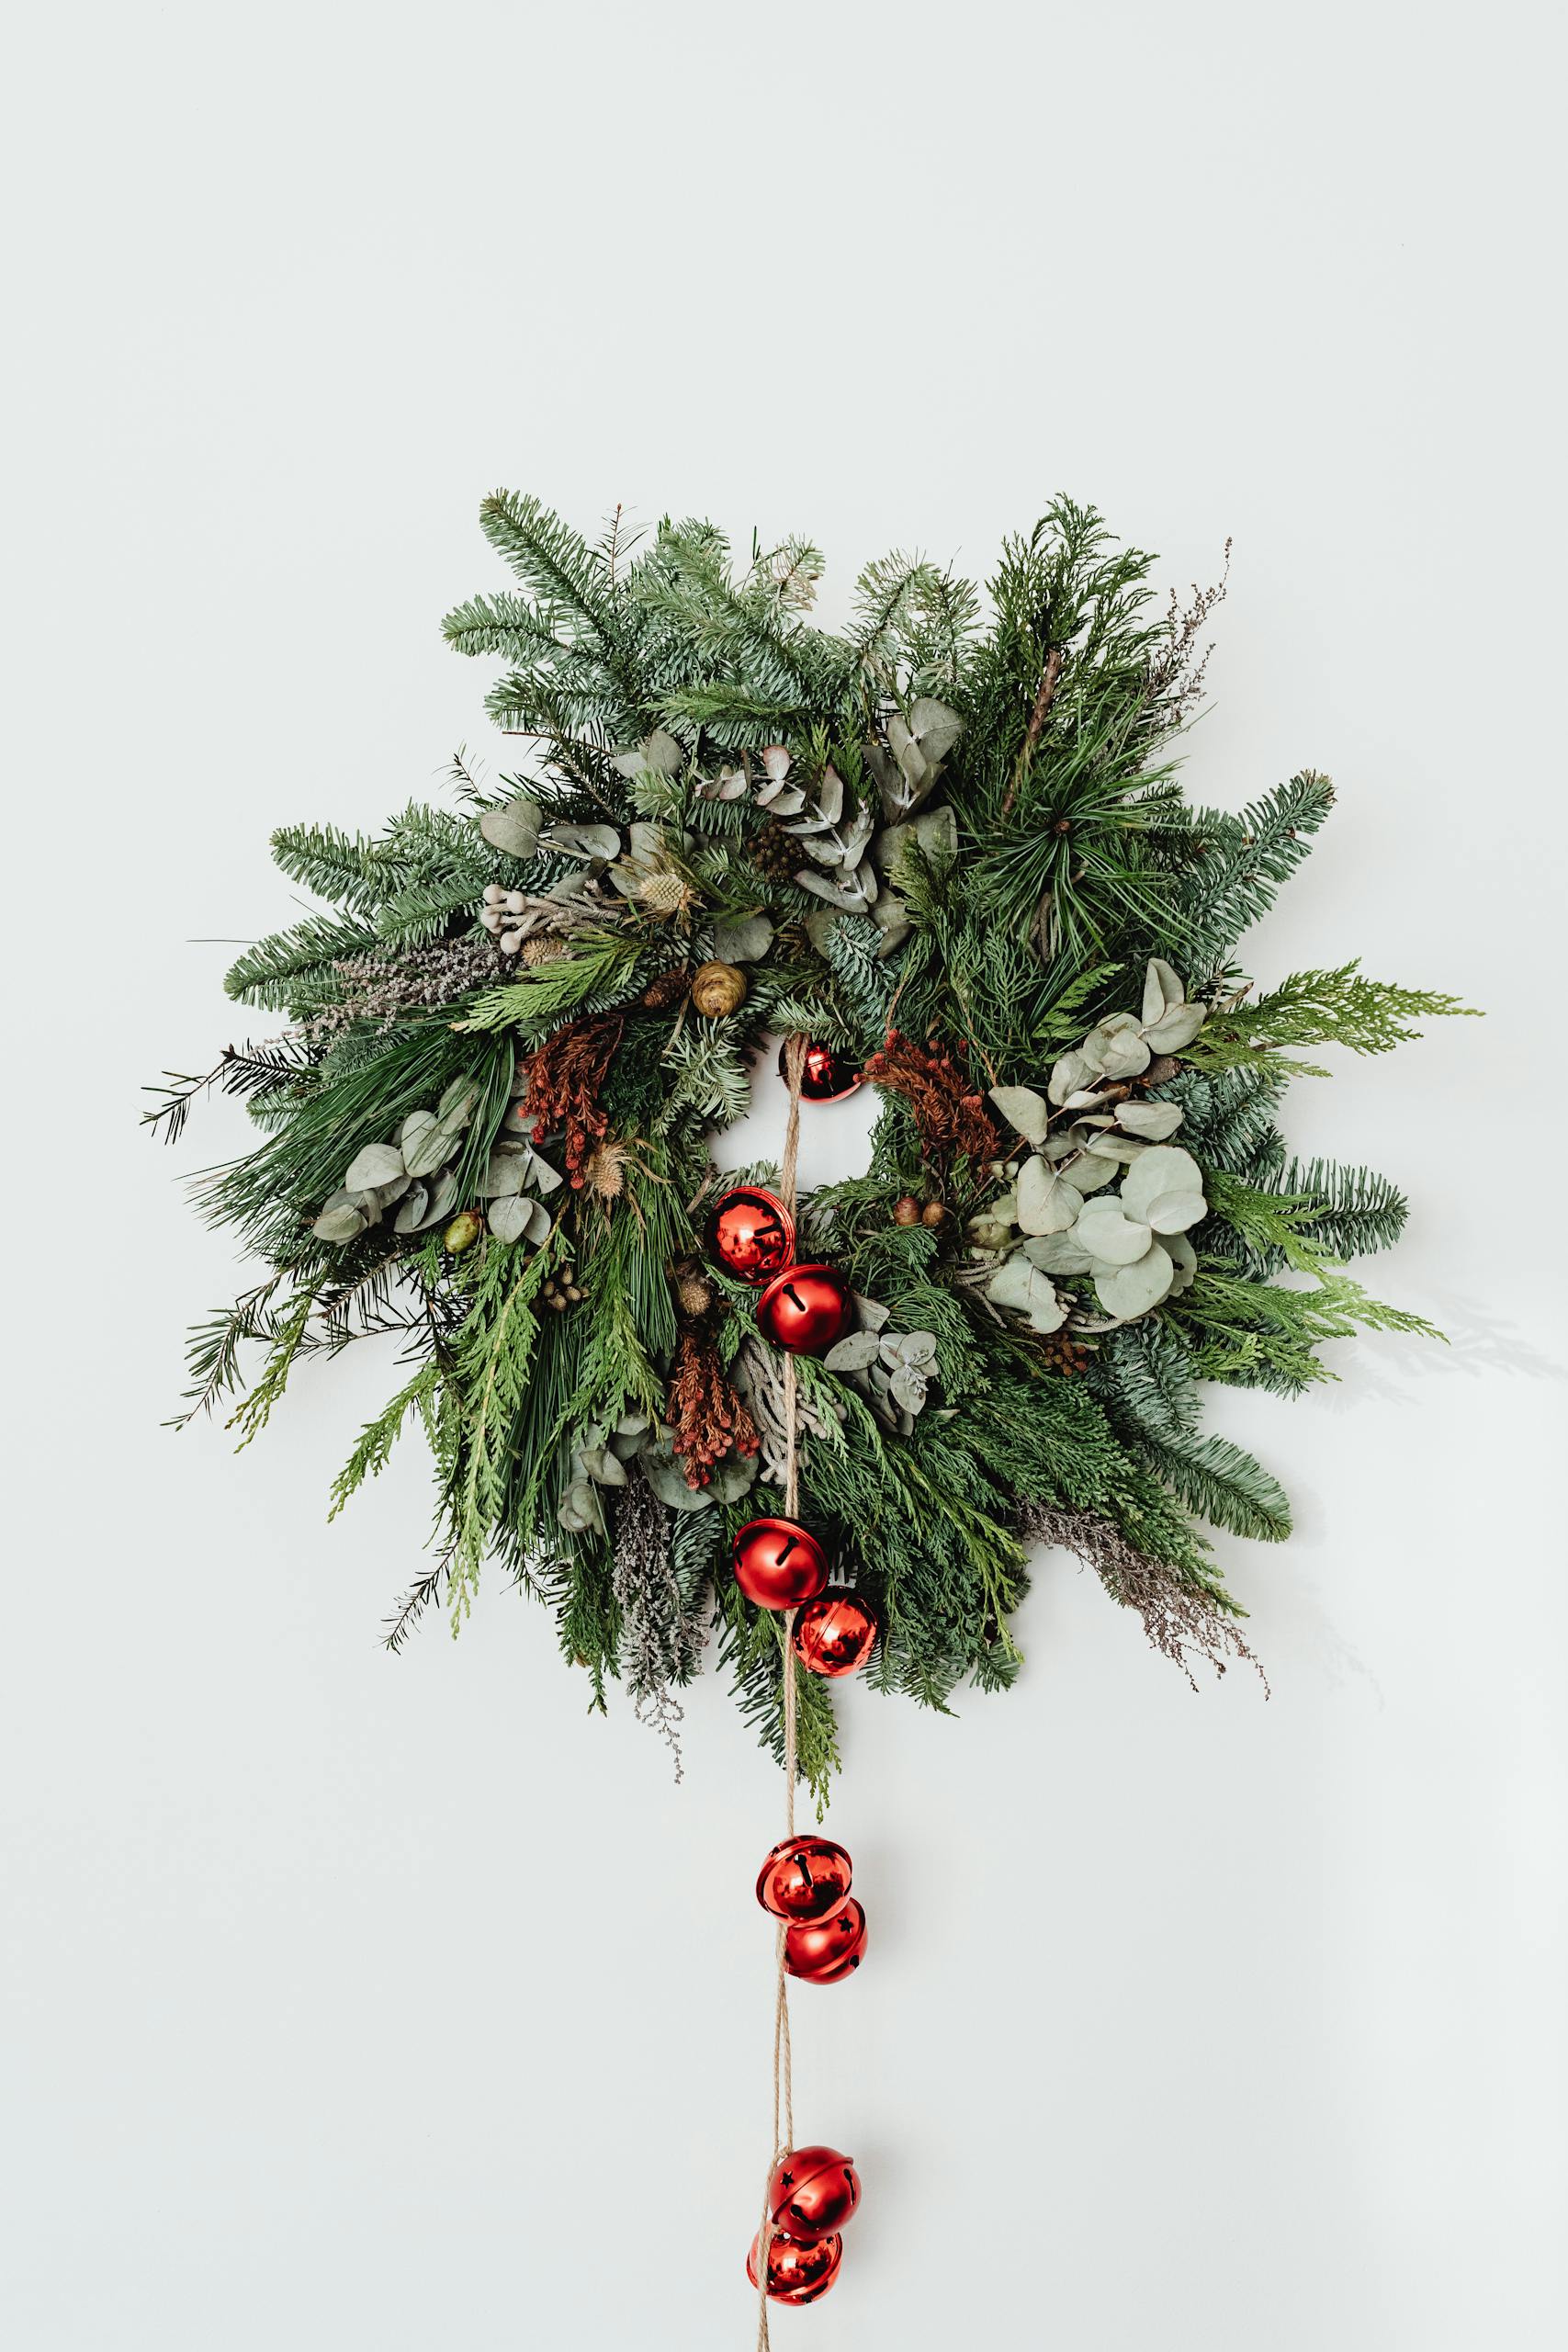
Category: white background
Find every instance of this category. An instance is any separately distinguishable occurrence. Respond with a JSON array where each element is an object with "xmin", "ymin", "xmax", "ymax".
[{"xmin": 4, "ymin": 5, "xmax": 1565, "ymax": 2346}]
